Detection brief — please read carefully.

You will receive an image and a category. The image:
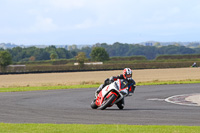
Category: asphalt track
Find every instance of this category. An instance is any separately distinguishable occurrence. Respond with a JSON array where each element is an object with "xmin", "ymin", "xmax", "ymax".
[{"xmin": 0, "ymin": 84, "xmax": 200, "ymax": 126}]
